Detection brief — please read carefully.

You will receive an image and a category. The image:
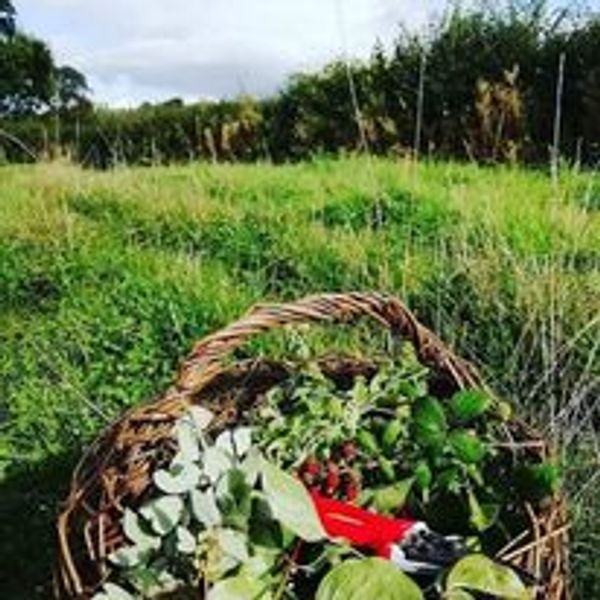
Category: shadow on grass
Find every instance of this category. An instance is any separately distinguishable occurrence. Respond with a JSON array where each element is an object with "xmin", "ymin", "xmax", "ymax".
[{"xmin": 0, "ymin": 451, "xmax": 78, "ymax": 599}]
